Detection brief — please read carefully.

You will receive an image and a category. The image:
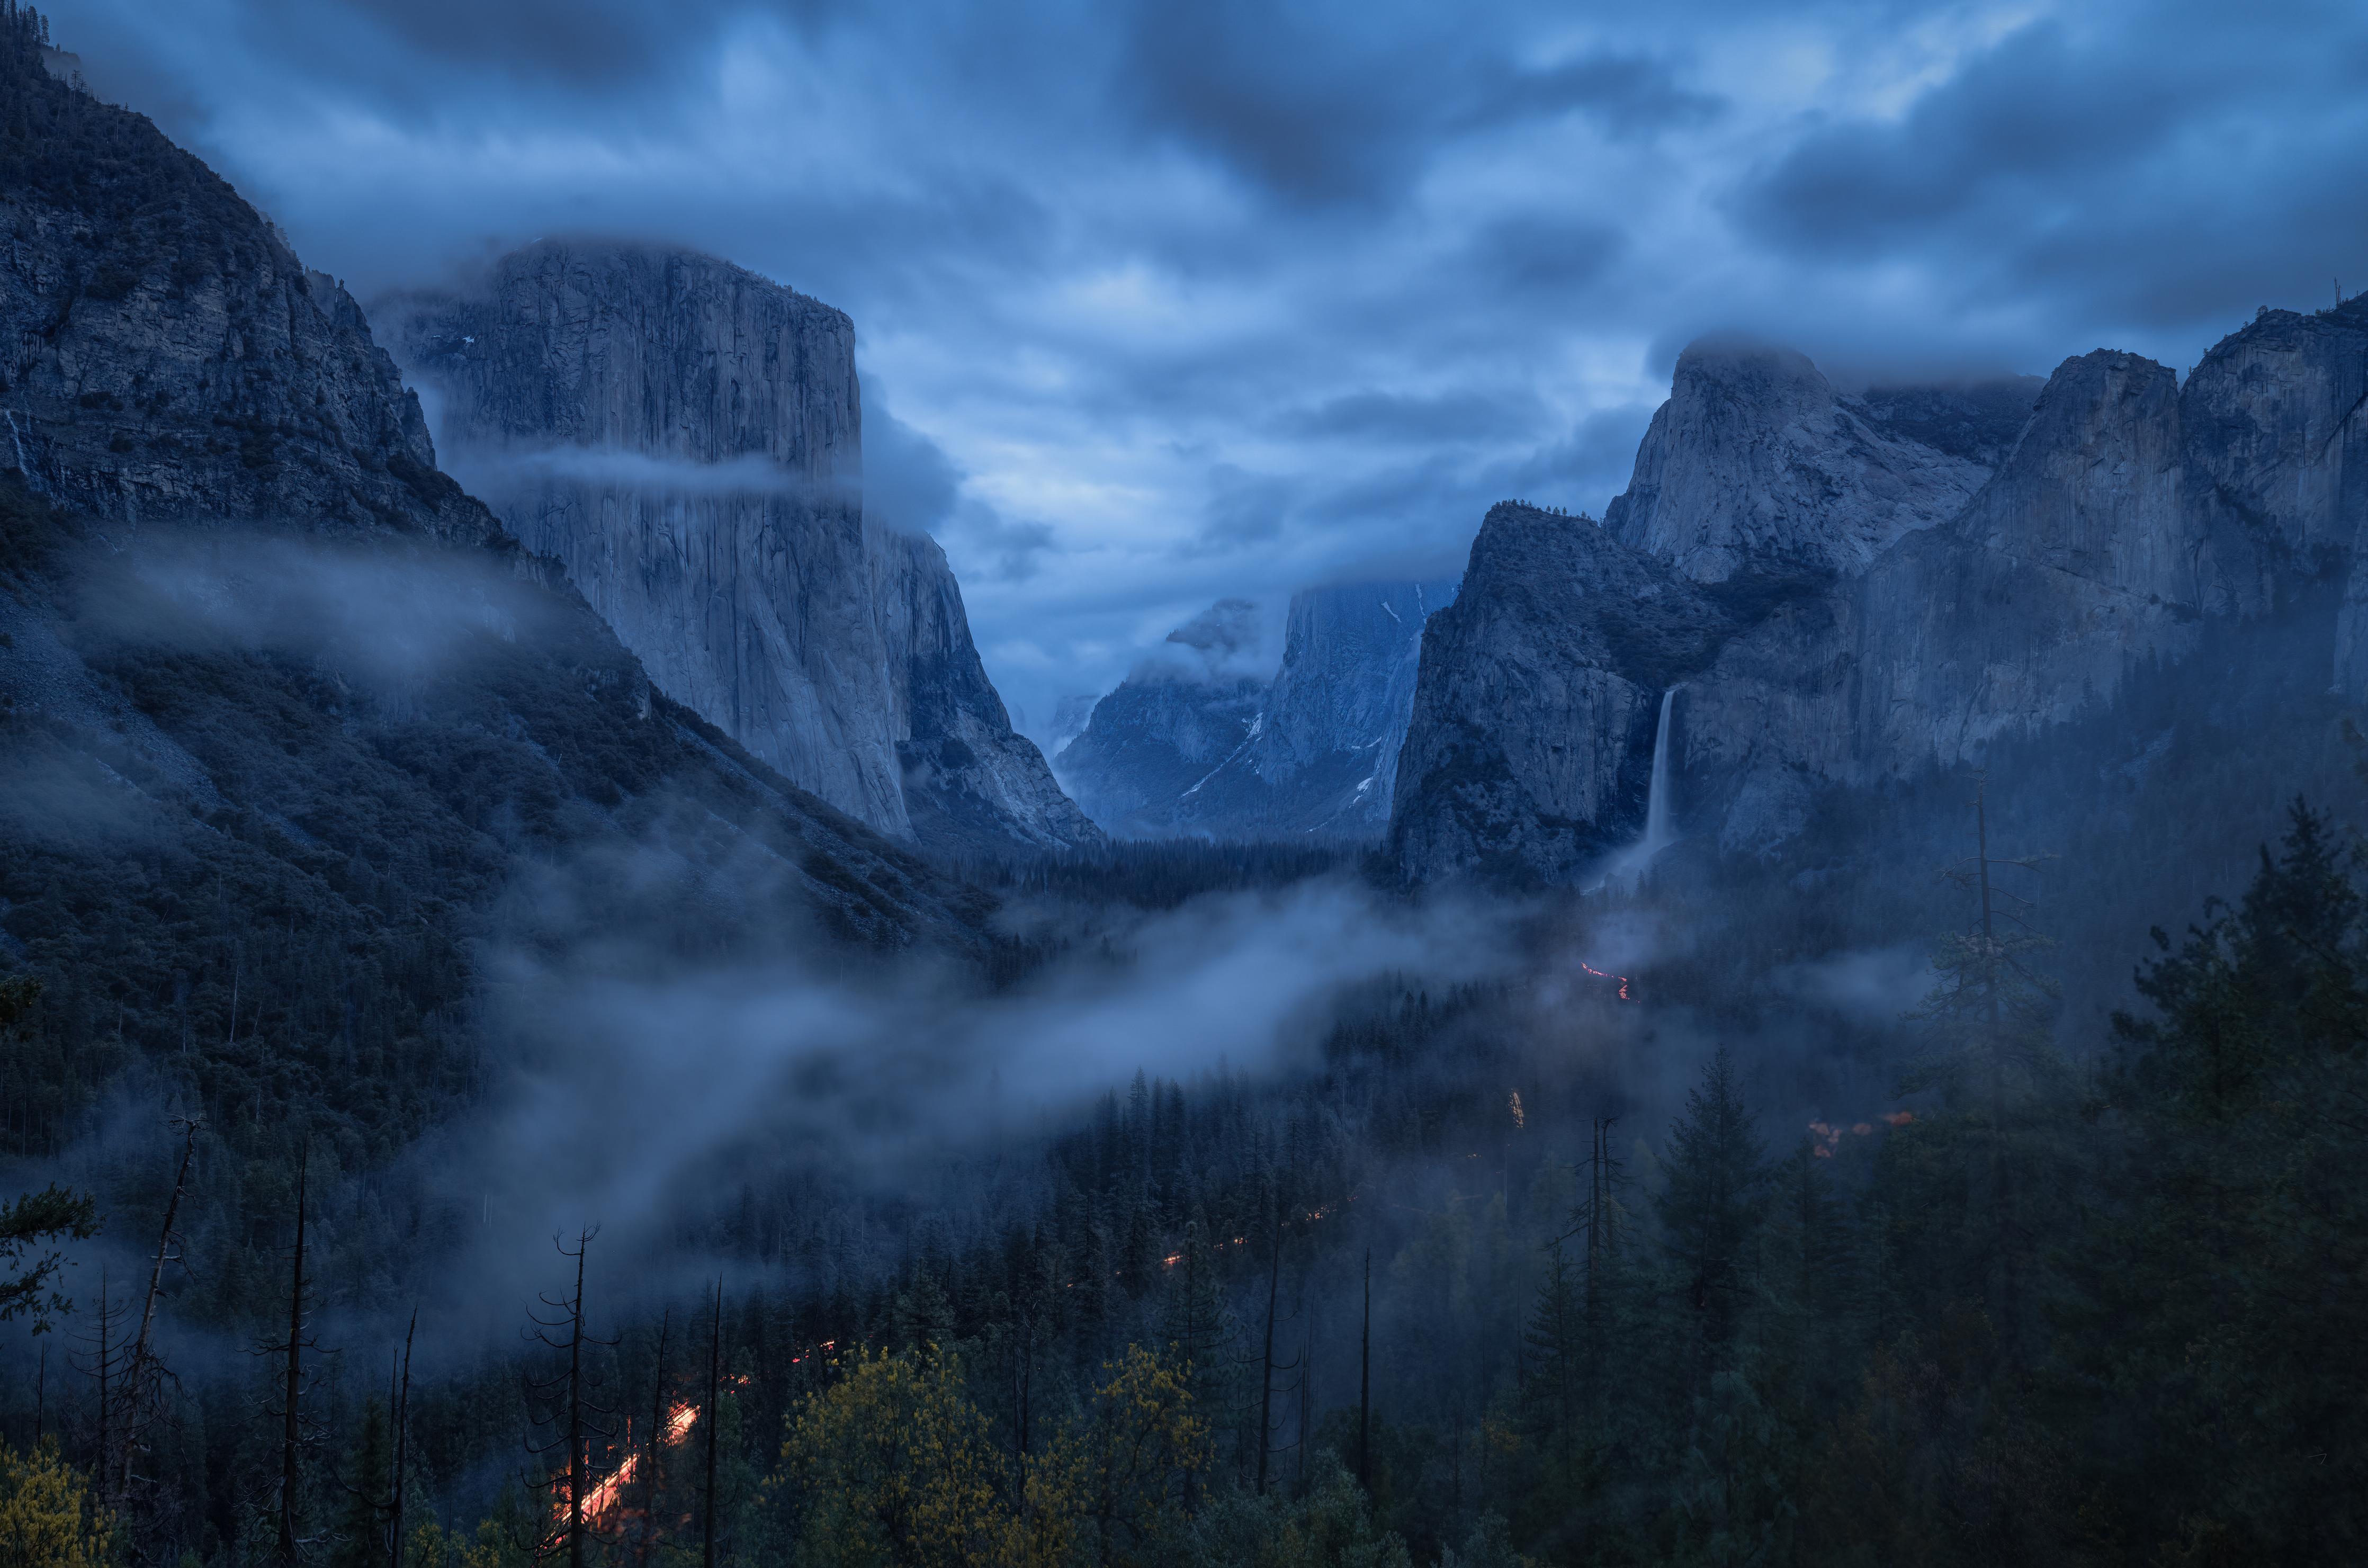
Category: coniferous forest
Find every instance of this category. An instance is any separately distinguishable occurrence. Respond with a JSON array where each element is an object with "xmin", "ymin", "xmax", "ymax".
[{"xmin": 8, "ymin": 778, "xmax": 2368, "ymax": 1566}]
